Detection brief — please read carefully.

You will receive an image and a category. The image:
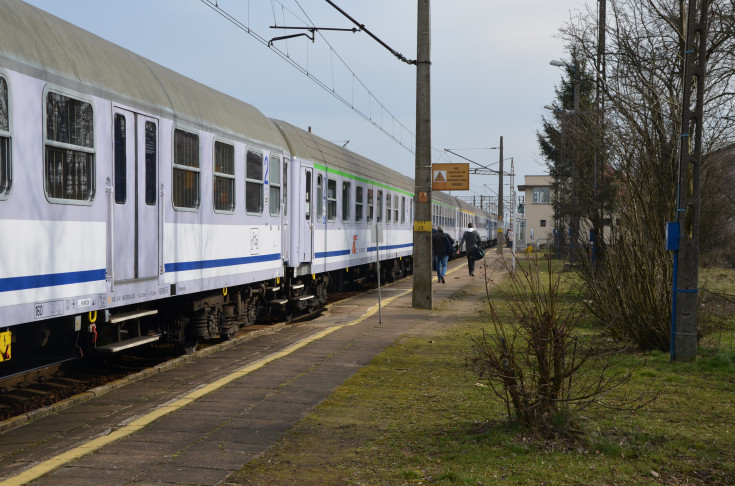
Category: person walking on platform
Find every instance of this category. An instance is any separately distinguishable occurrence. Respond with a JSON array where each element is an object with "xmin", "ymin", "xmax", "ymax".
[
  {"xmin": 458, "ymin": 222, "xmax": 481, "ymax": 276},
  {"xmin": 432, "ymin": 227, "xmax": 453, "ymax": 283}
]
